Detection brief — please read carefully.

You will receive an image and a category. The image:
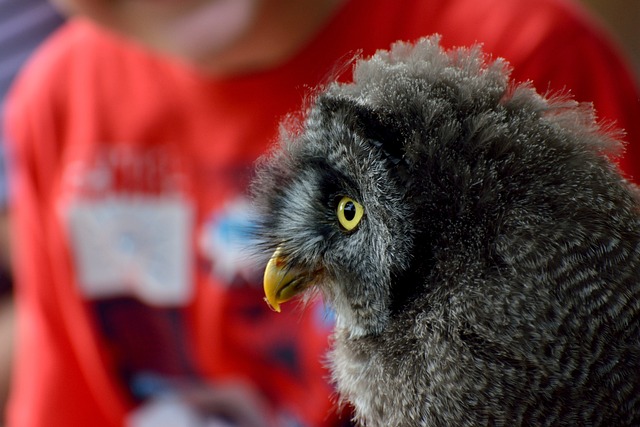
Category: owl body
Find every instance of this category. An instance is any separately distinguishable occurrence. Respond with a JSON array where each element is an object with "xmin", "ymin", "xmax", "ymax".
[{"xmin": 252, "ymin": 37, "xmax": 640, "ymax": 426}]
